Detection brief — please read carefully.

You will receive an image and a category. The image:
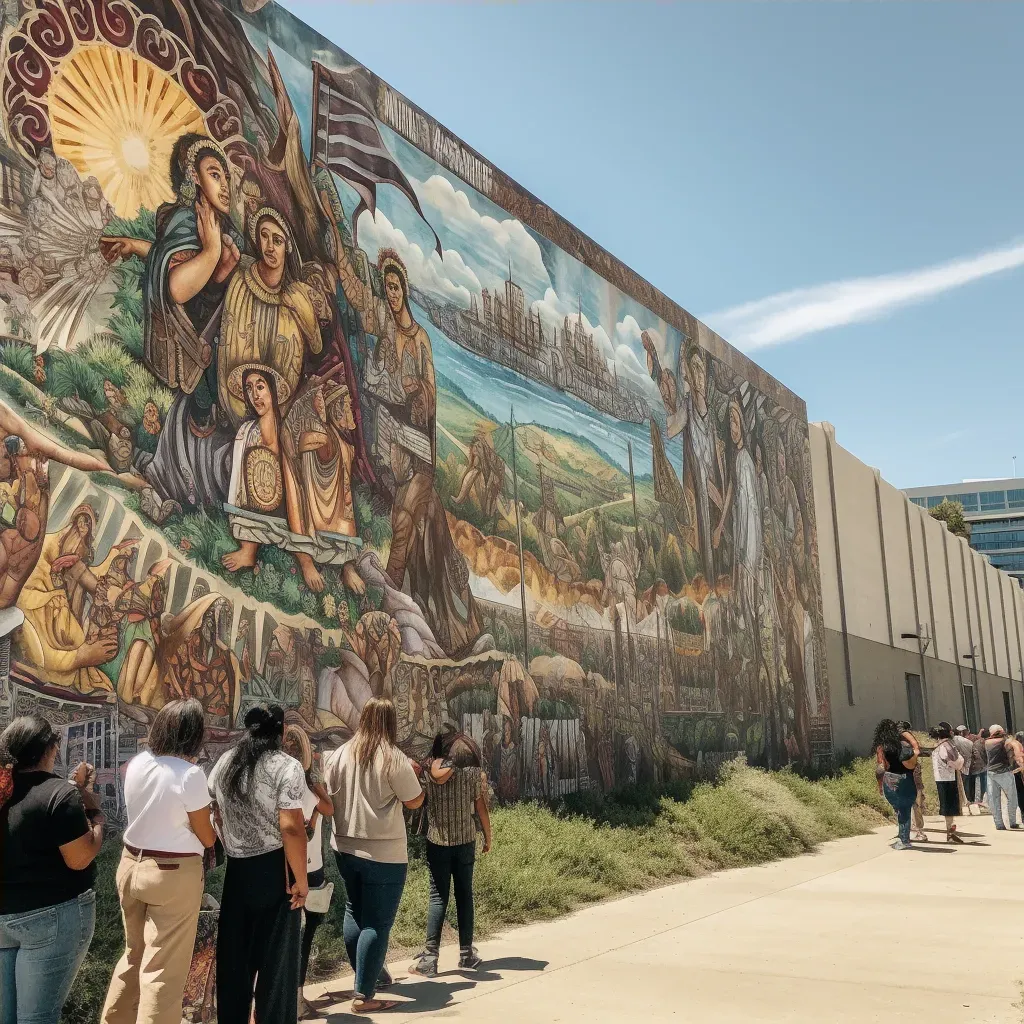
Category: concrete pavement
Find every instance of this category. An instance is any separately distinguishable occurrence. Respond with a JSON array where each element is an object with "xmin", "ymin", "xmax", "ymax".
[{"xmin": 308, "ymin": 813, "xmax": 1023, "ymax": 1022}]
